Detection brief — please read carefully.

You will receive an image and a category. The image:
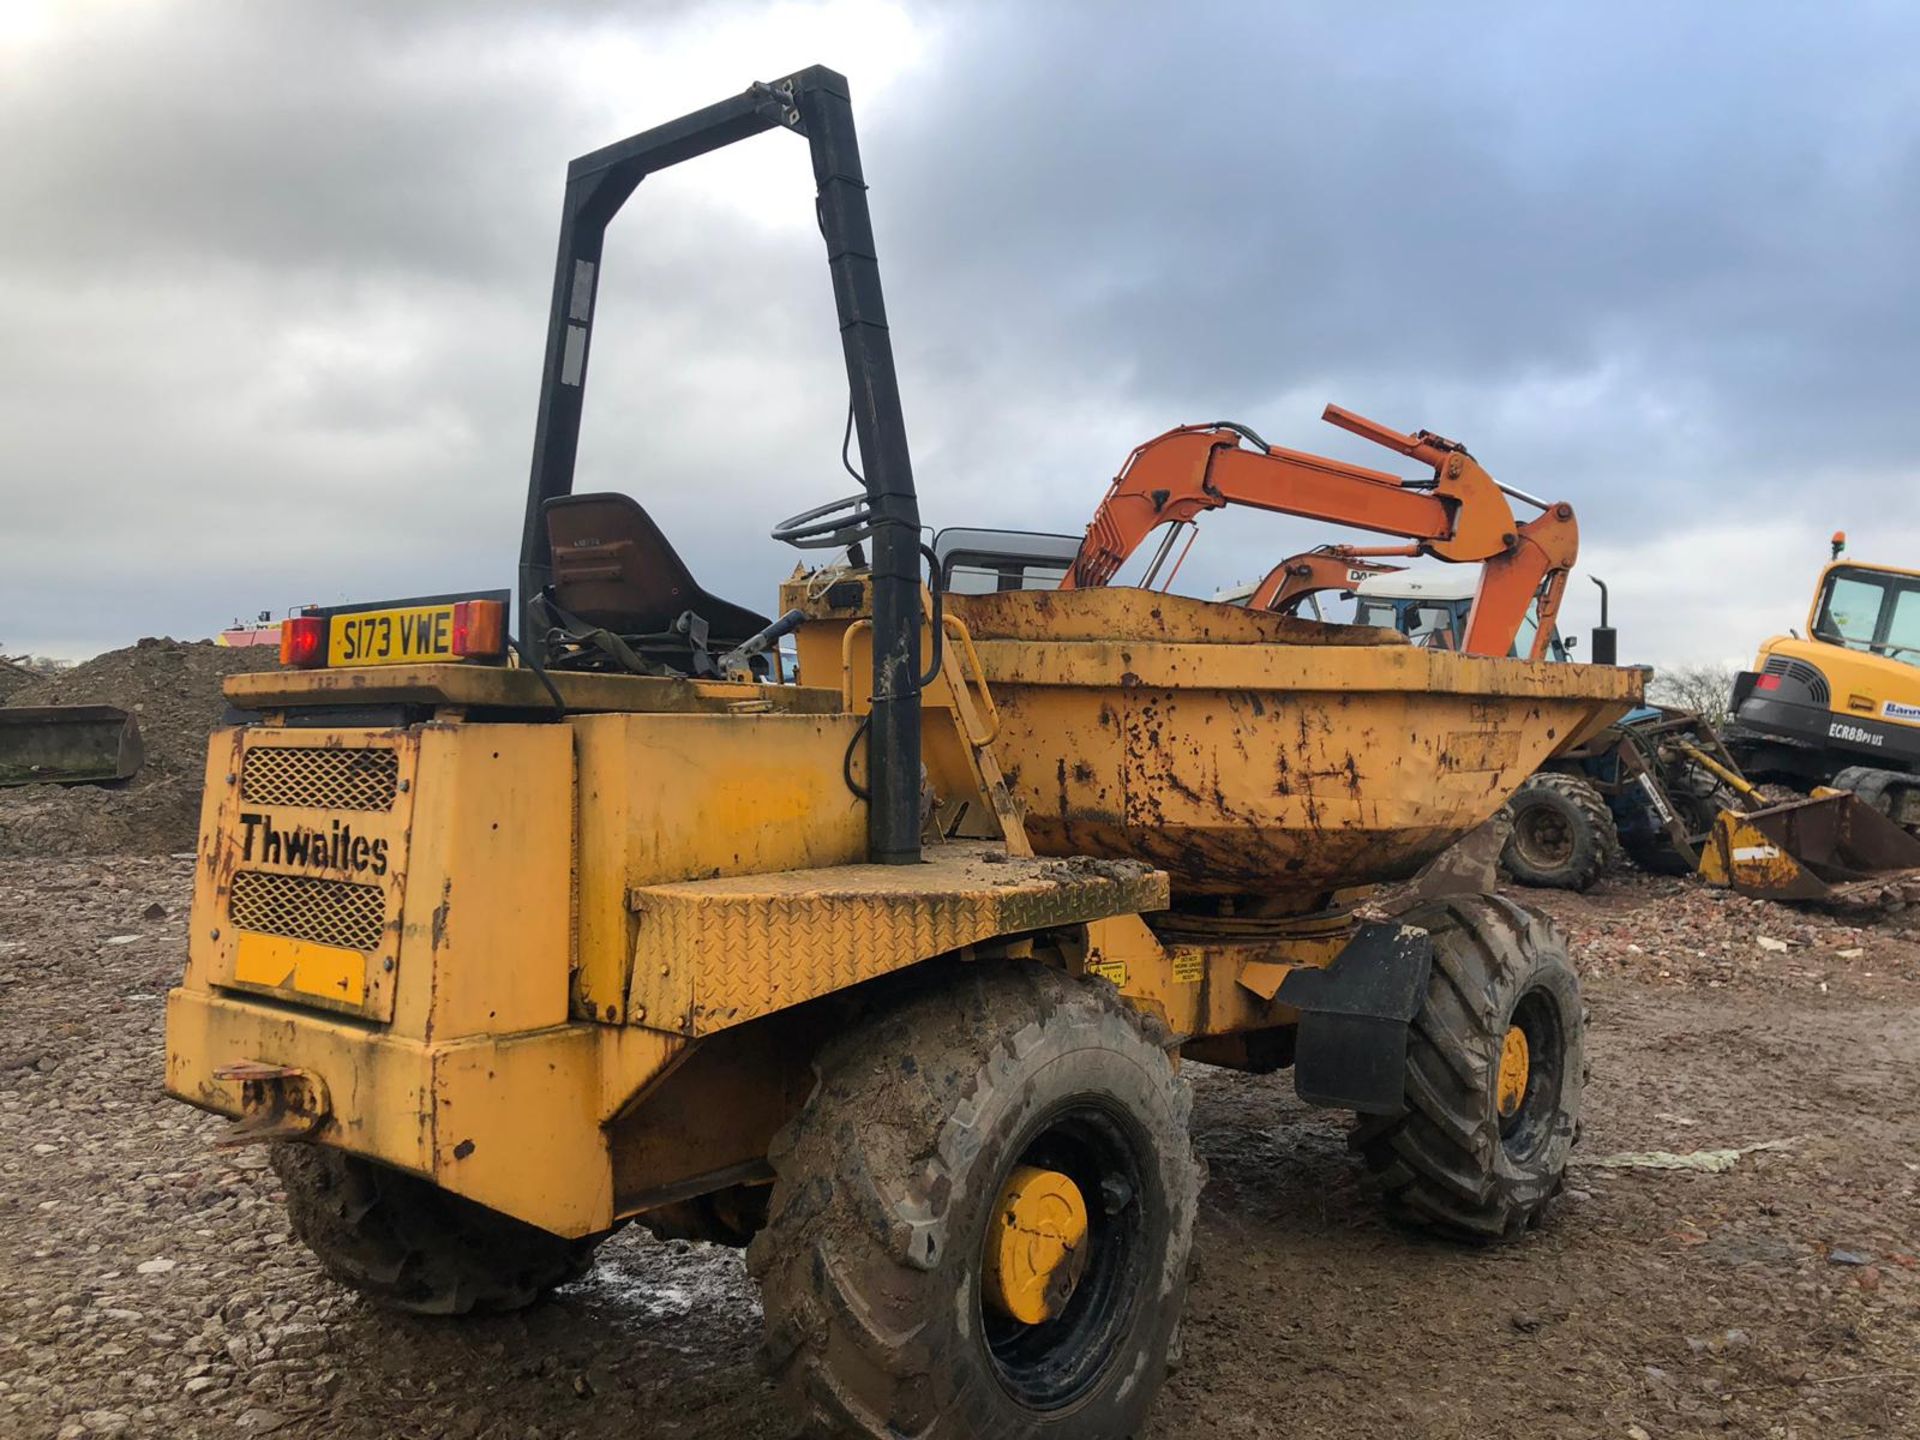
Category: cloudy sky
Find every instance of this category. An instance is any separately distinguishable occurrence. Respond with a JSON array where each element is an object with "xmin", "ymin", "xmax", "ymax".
[{"xmin": 3, "ymin": 1, "xmax": 1916, "ymax": 666}]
